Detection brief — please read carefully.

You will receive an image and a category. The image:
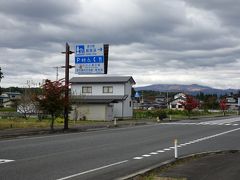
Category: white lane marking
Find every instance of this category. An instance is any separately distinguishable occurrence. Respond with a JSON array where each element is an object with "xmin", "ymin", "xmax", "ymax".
[
  {"xmin": 204, "ymin": 118, "xmax": 240, "ymax": 124},
  {"xmin": 162, "ymin": 122, "xmax": 236, "ymax": 126},
  {"xmin": 142, "ymin": 154, "xmax": 151, "ymax": 157},
  {"xmin": 133, "ymin": 127, "xmax": 240, "ymax": 162},
  {"xmin": 133, "ymin": 157, "xmax": 143, "ymax": 160},
  {"xmin": 56, "ymin": 160, "xmax": 128, "ymax": 180},
  {"xmin": 162, "ymin": 123, "xmax": 197, "ymax": 125},
  {"xmin": 59, "ymin": 127, "xmax": 240, "ymax": 179},
  {"xmin": 163, "ymin": 148, "xmax": 171, "ymax": 151},
  {"xmin": 0, "ymin": 159, "xmax": 15, "ymax": 164},
  {"xmin": 150, "ymin": 152, "xmax": 158, "ymax": 155}
]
